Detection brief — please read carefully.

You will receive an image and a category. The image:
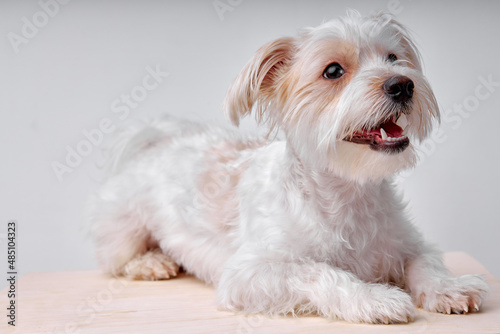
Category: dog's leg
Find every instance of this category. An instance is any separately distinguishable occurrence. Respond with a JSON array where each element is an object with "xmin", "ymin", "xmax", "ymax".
[
  {"xmin": 217, "ymin": 252, "xmax": 415, "ymax": 324},
  {"xmin": 91, "ymin": 205, "xmax": 179, "ymax": 280},
  {"xmin": 405, "ymin": 246, "xmax": 489, "ymax": 314},
  {"xmin": 88, "ymin": 182, "xmax": 180, "ymax": 280}
]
